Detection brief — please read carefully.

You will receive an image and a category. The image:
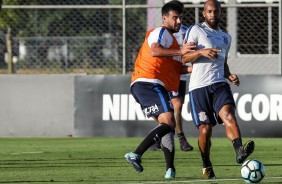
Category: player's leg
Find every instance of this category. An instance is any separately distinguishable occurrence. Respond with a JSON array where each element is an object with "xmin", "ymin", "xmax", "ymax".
[
  {"xmin": 157, "ymin": 112, "xmax": 176, "ymax": 179},
  {"xmin": 190, "ymin": 87, "xmax": 216, "ymax": 179},
  {"xmin": 150, "ymin": 117, "xmax": 163, "ymax": 151},
  {"xmin": 150, "ymin": 111, "xmax": 177, "ymax": 179},
  {"xmin": 219, "ymin": 104, "xmax": 255, "ymax": 164},
  {"xmin": 171, "ymin": 80, "xmax": 193, "ymax": 151},
  {"xmin": 124, "ymin": 122, "xmax": 172, "ymax": 172},
  {"xmin": 198, "ymin": 124, "xmax": 212, "ymax": 166},
  {"xmin": 214, "ymin": 82, "xmax": 255, "ymax": 164},
  {"xmin": 171, "ymin": 97, "xmax": 193, "ymax": 151},
  {"xmin": 218, "ymin": 104, "xmax": 241, "ymax": 141},
  {"xmin": 161, "ymin": 130, "xmax": 176, "ymax": 179},
  {"xmin": 198, "ymin": 124, "xmax": 216, "ymax": 179},
  {"xmin": 125, "ymin": 82, "xmax": 175, "ymax": 172}
]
